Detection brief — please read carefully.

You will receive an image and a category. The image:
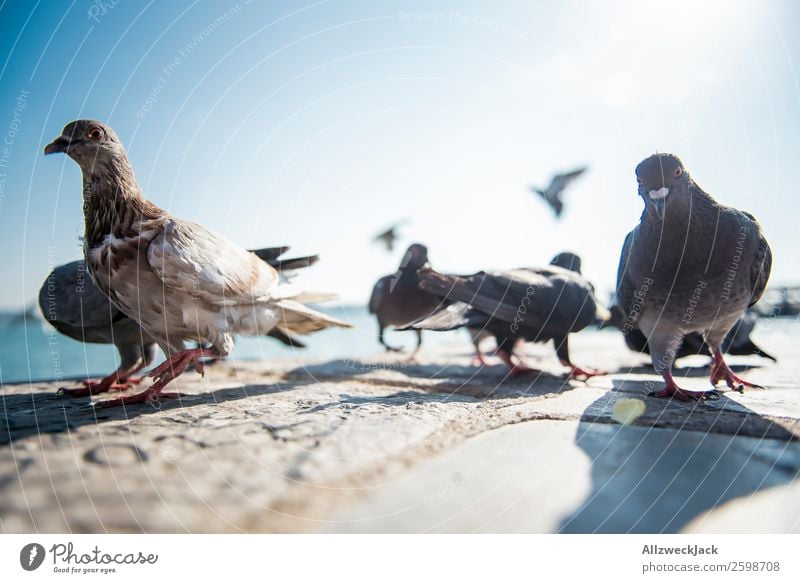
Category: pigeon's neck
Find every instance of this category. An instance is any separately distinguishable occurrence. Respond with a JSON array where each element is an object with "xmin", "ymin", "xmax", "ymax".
[{"xmin": 81, "ymin": 156, "xmax": 163, "ymax": 248}]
